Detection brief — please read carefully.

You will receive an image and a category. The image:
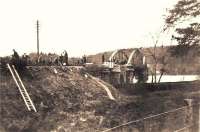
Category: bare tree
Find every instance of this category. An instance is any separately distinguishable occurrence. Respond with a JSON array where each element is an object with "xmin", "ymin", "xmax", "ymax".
[
  {"xmin": 157, "ymin": 45, "xmax": 169, "ymax": 83},
  {"xmin": 147, "ymin": 30, "xmax": 169, "ymax": 83}
]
